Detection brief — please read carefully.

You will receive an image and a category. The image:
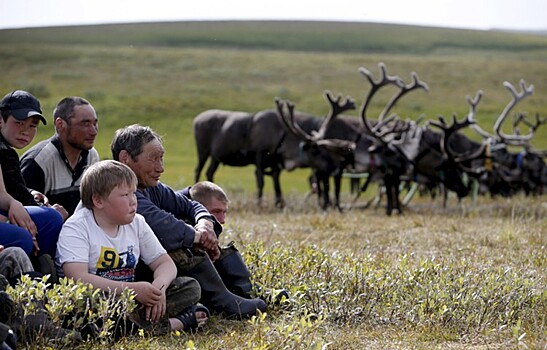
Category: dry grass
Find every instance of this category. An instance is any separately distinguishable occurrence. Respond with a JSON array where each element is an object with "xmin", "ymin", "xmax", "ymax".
[
  {"xmin": 9, "ymin": 192, "xmax": 545, "ymax": 349},
  {"xmin": 177, "ymin": 193, "xmax": 545, "ymax": 350}
]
